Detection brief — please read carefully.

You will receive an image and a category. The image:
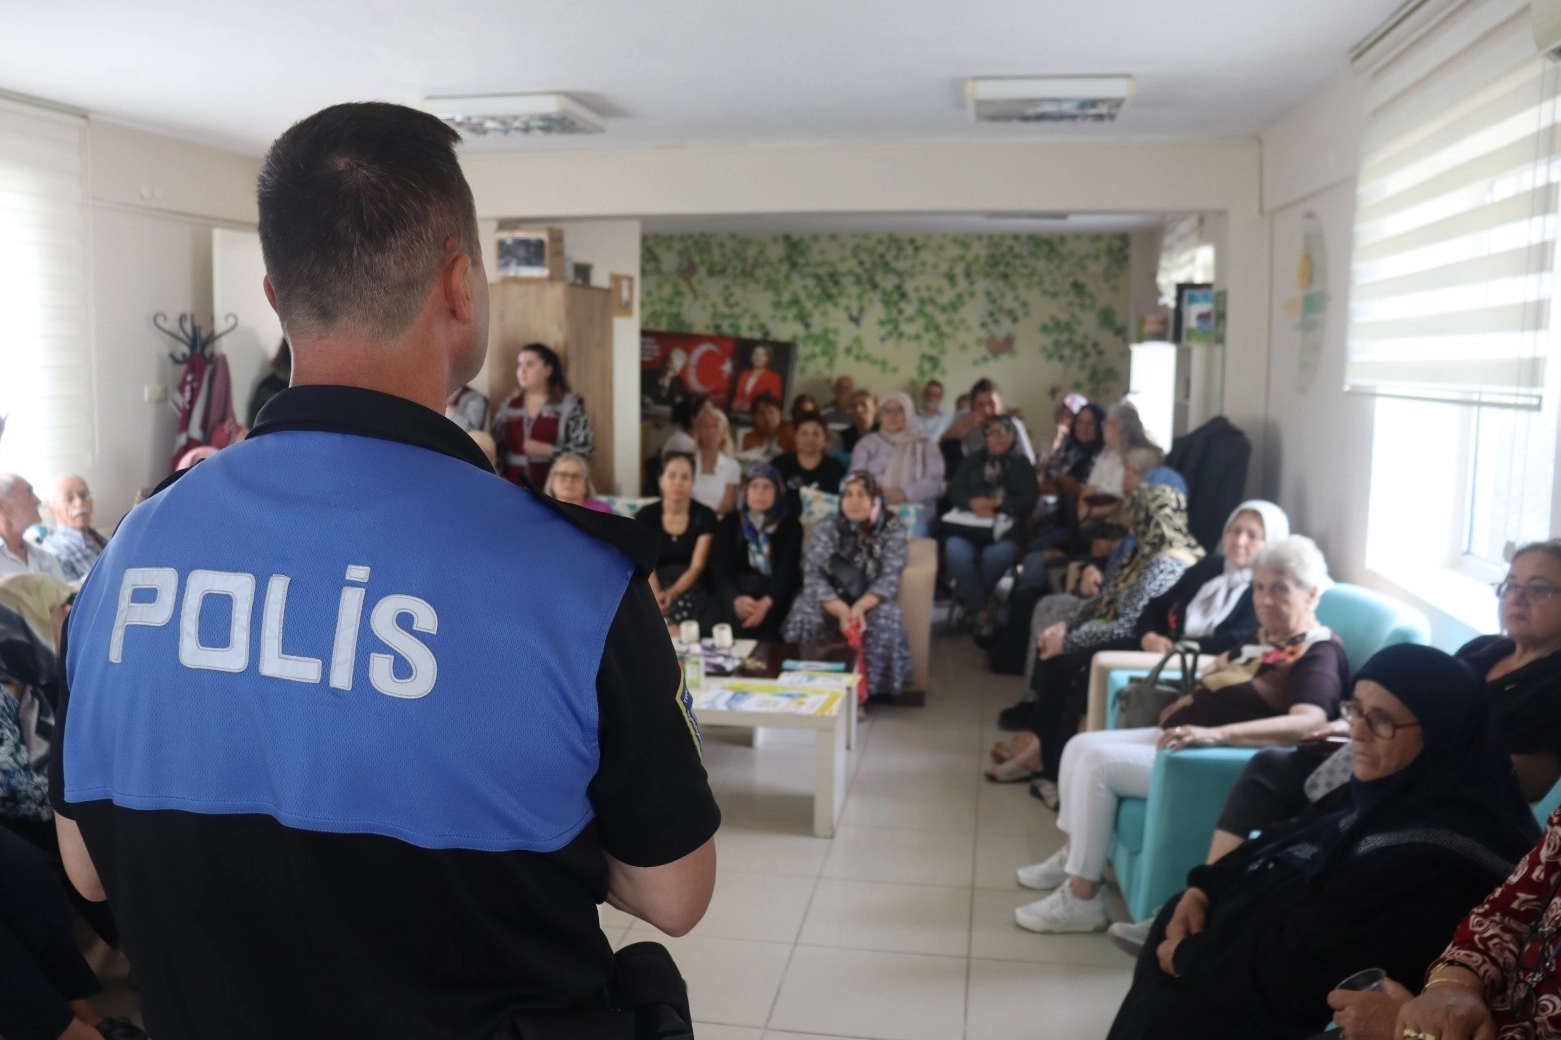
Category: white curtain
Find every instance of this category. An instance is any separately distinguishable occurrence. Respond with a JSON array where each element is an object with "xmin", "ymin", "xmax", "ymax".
[
  {"xmin": 0, "ymin": 96, "xmax": 92, "ymax": 484},
  {"xmin": 1346, "ymin": 0, "xmax": 1561, "ymax": 409}
]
